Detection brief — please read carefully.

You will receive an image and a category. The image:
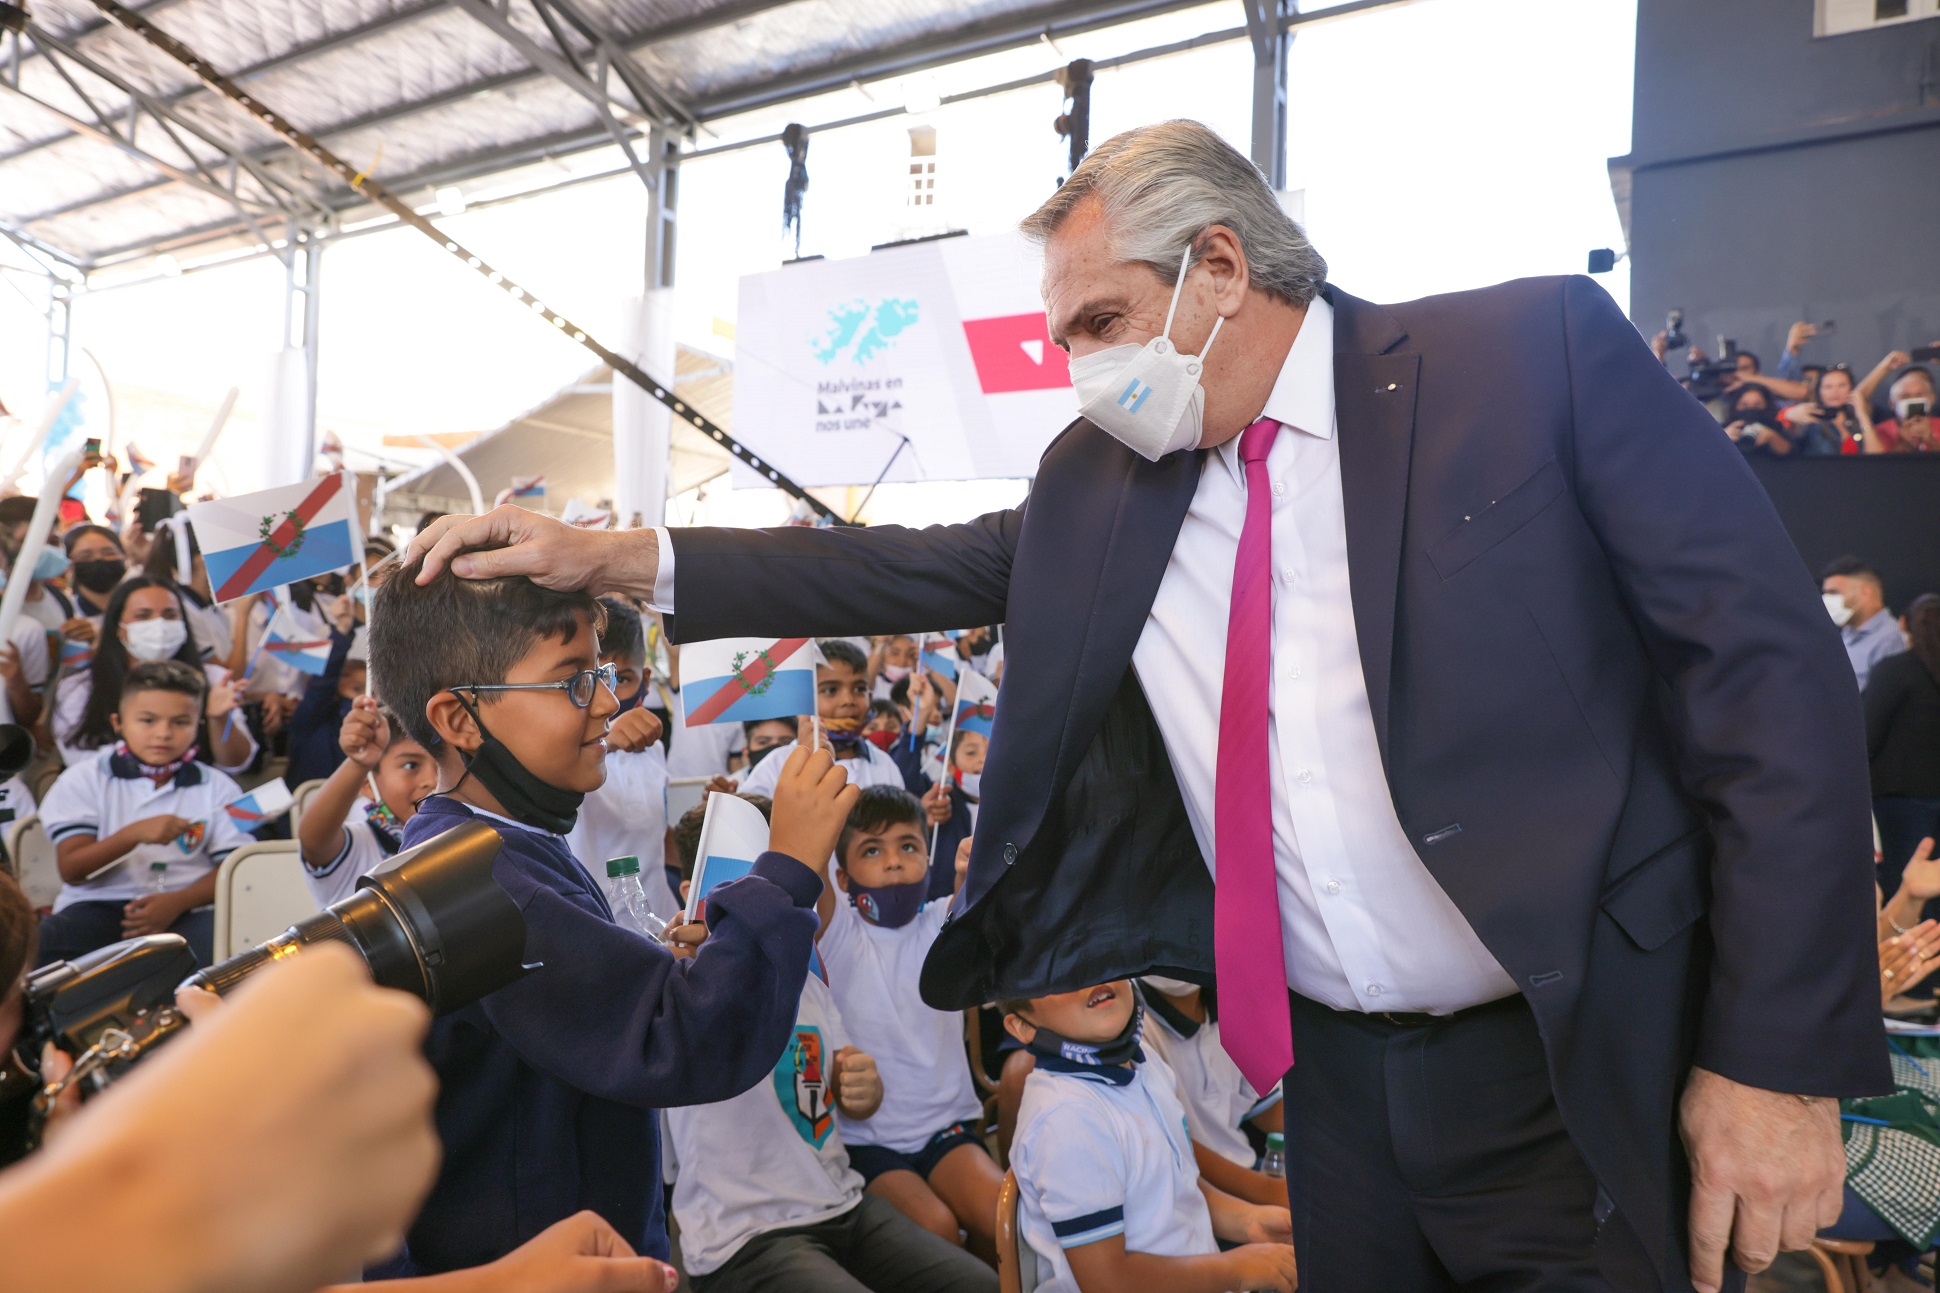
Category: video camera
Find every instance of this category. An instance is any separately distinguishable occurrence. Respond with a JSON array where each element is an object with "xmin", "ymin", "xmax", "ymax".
[
  {"xmin": 2, "ymin": 819, "xmax": 531, "ymax": 1154},
  {"xmin": 1686, "ymin": 337, "xmax": 1743, "ymax": 403}
]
